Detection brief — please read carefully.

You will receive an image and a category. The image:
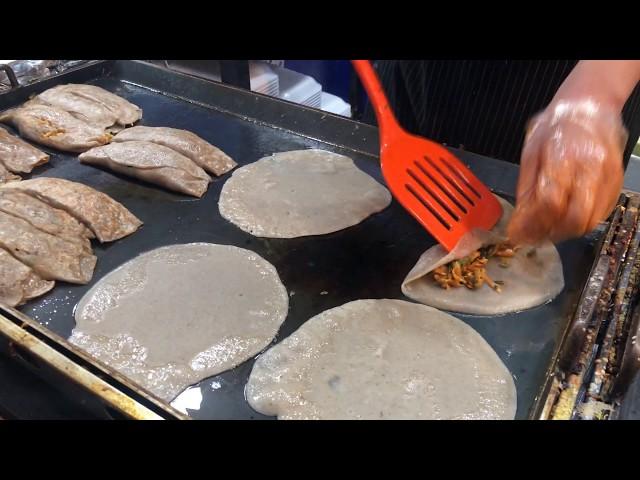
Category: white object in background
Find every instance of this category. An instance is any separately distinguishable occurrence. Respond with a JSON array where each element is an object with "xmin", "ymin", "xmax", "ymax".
[
  {"xmin": 170, "ymin": 386, "xmax": 203, "ymax": 415},
  {"xmin": 261, "ymin": 60, "xmax": 285, "ymax": 68},
  {"xmin": 0, "ymin": 60, "xmax": 16, "ymax": 64},
  {"xmin": 273, "ymin": 66, "xmax": 322, "ymax": 109},
  {"xmin": 163, "ymin": 61, "xmax": 279, "ymax": 97},
  {"xmin": 320, "ymin": 92, "xmax": 352, "ymax": 118},
  {"xmin": 306, "ymin": 89, "xmax": 322, "ymax": 109},
  {"xmin": 249, "ymin": 62, "xmax": 279, "ymax": 97}
]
